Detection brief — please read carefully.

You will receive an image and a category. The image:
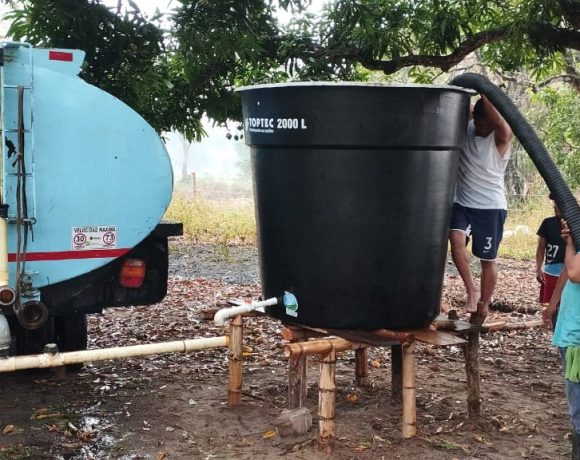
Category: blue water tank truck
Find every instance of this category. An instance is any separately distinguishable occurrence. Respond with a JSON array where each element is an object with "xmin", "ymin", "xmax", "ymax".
[{"xmin": 0, "ymin": 42, "xmax": 182, "ymax": 357}]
